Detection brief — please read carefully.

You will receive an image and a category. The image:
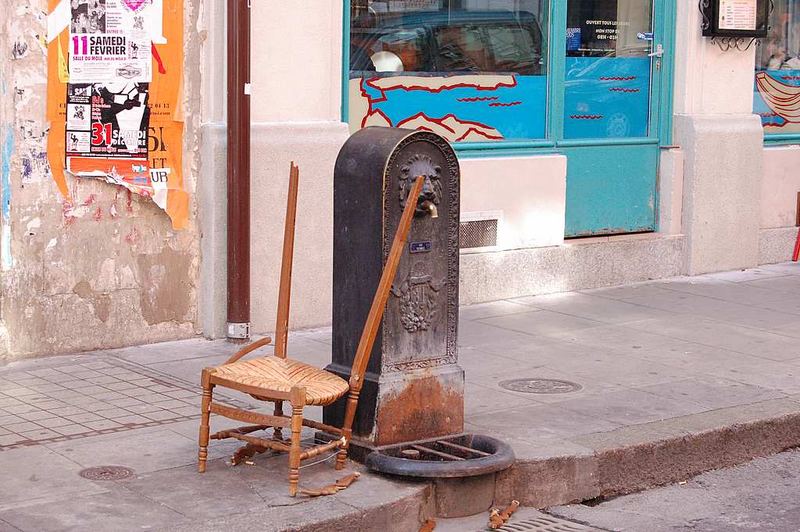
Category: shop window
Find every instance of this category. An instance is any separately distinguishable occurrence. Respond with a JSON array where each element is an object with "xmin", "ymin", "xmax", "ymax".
[
  {"xmin": 563, "ymin": 0, "xmax": 654, "ymax": 139},
  {"xmin": 754, "ymin": 0, "xmax": 800, "ymax": 137},
  {"xmin": 348, "ymin": 1, "xmax": 549, "ymax": 143}
]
